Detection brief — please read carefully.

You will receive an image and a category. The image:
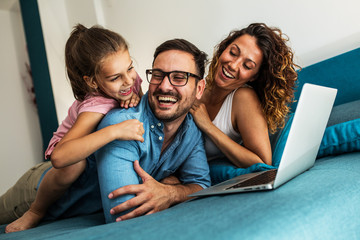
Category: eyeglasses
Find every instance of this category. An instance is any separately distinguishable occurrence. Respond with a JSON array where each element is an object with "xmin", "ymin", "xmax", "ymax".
[{"xmin": 146, "ymin": 69, "xmax": 201, "ymax": 87}]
